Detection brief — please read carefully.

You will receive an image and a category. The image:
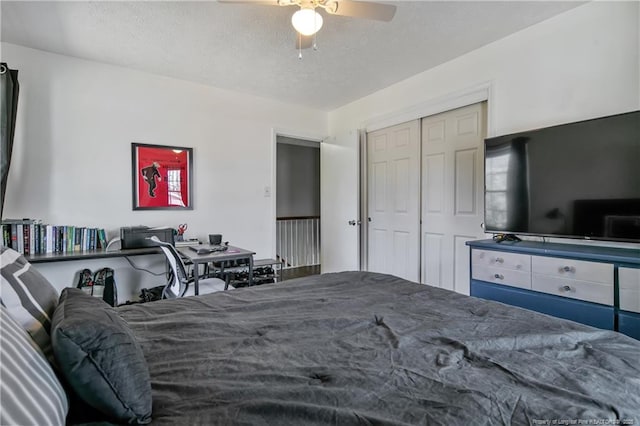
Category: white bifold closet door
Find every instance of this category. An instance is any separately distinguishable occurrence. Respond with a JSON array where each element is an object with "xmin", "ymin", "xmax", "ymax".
[
  {"xmin": 365, "ymin": 102, "xmax": 486, "ymax": 293},
  {"xmin": 367, "ymin": 120, "xmax": 421, "ymax": 282},
  {"xmin": 421, "ymin": 102, "xmax": 486, "ymax": 294}
]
